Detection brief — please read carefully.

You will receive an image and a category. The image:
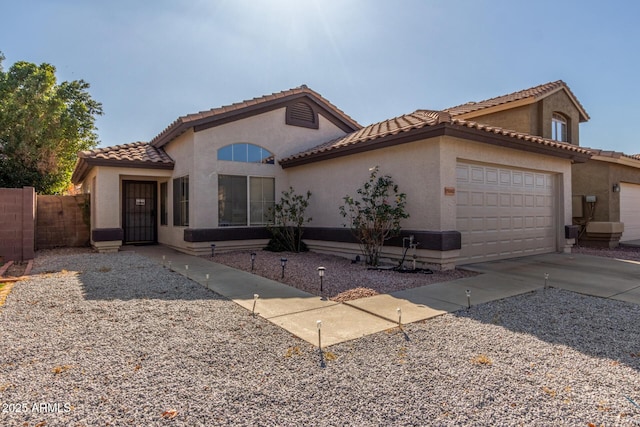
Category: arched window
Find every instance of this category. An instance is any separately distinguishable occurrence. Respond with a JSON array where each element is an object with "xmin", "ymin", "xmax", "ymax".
[
  {"xmin": 286, "ymin": 101, "xmax": 318, "ymax": 129},
  {"xmin": 217, "ymin": 143, "xmax": 274, "ymax": 164},
  {"xmin": 551, "ymin": 113, "xmax": 568, "ymax": 142}
]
